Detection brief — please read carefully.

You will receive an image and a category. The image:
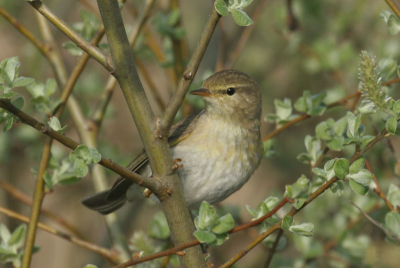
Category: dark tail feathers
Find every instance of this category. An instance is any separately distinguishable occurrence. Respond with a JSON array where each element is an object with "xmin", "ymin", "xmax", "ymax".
[{"xmin": 80, "ymin": 189, "xmax": 127, "ymax": 215}]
